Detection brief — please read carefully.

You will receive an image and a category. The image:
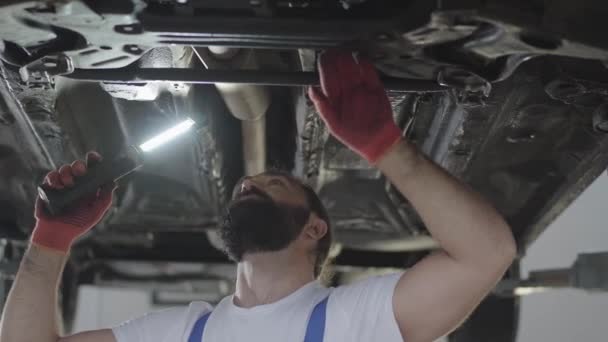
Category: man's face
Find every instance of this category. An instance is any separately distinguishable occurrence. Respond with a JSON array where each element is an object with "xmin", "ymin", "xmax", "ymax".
[{"xmin": 219, "ymin": 172, "xmax": 311, "ymax": 261}]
